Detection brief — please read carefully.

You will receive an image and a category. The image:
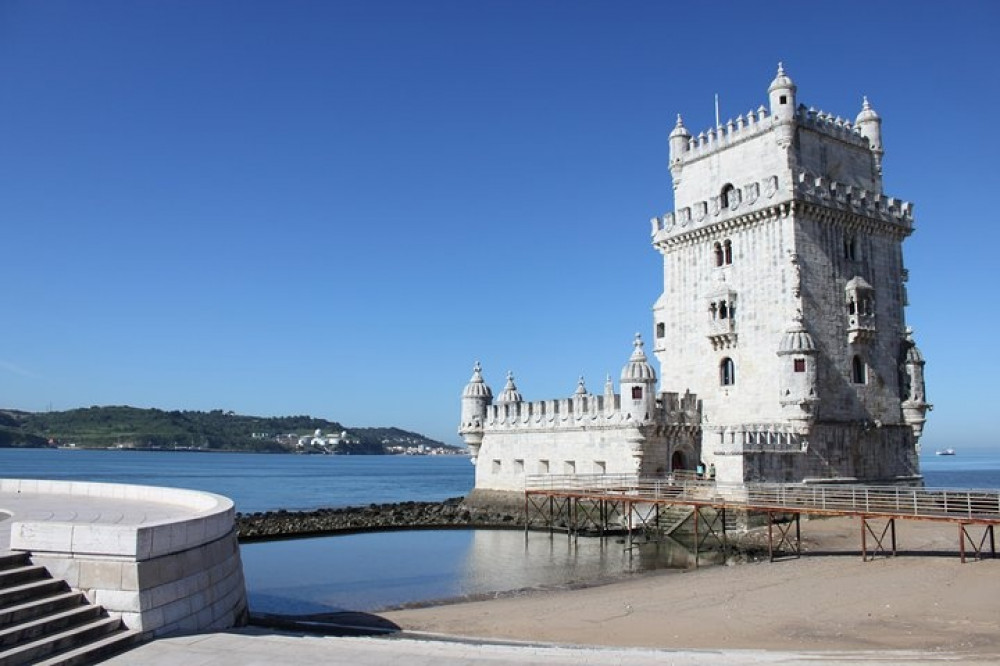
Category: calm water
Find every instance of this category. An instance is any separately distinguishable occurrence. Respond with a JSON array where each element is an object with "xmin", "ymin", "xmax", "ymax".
[
  {"xmin": 243, "ymin": 529, "xmax": 698, "ymax": 615},
  {"xmin": 2, "ymin": 447, "xmax": 998, "ymax": 615},
  {"xmin": 0, "ymin": 448, "xmax": 475, "ymax": 513}
]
